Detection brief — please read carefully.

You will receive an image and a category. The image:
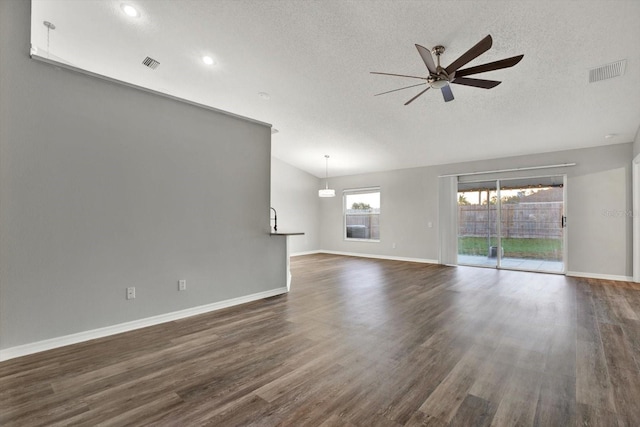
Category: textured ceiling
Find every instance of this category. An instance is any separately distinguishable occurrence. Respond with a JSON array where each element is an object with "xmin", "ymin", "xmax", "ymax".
[{"xmin": 31, "ymin": 0, "xmax": 640, "ymax": 177}]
